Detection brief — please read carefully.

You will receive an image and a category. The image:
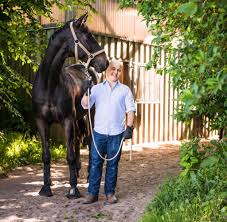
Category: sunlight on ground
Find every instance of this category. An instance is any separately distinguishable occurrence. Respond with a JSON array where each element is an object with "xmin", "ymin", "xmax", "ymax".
[
  {"xmin": 0, "ymin": 202, "xmax": 21, "ymax": 209},
  {"xmin": 0, "ymin": 199, "xmax": 16, "ymax": 202},
  {"xmin": 22, "ymin": 181, "xmax": 43, "ymax": 186},
  {"xmin": 21, "ymin": 179, "xmax": 89, "ymax": 194},
  {"xmin": 51, "ymin": 182, "xmax": 70, "ymax": 189},
  {"xmin": 51, "ymin": 170, "xmax": 67, "ymax": 178},
  {"xmin": 40, "ymin": 202, "xmax": 54, "ymax": 207},
  {"xmin": 77, "ymin": 182, "xmax": 88, "ymax": 188},
  {"xmin": 1, "ymin": 215, "xmax": 46, "ymax": 222},
  {"xmin": 9, "ymin": 175, "xmax": 22, "ymax": 179},
  {"xmin": 24, "ymin": 191, "xmax": 39, "ymax": 197},
  {"xmin": 124, "ymin": 141, "xmax": 181, "ymax": 151}
]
